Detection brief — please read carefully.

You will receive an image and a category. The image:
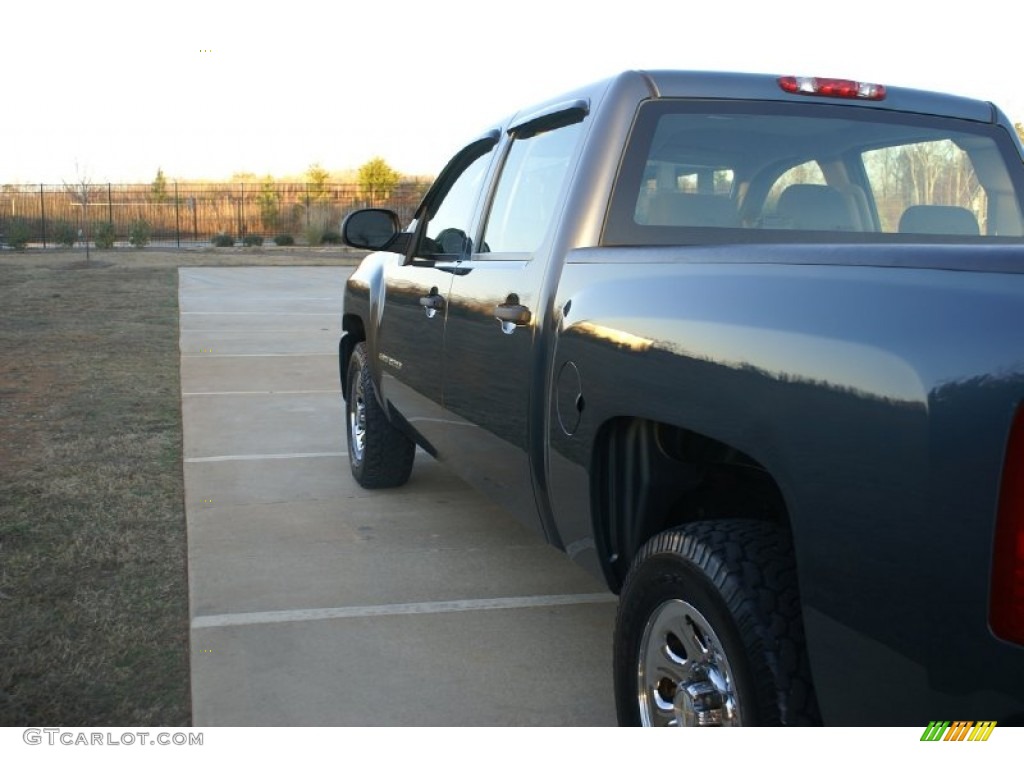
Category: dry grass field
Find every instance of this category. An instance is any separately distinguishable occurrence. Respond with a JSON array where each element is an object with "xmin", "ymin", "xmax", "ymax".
[{"xmin": 0, "ymin": 246, "xmax": 359, "ymax": 725}]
